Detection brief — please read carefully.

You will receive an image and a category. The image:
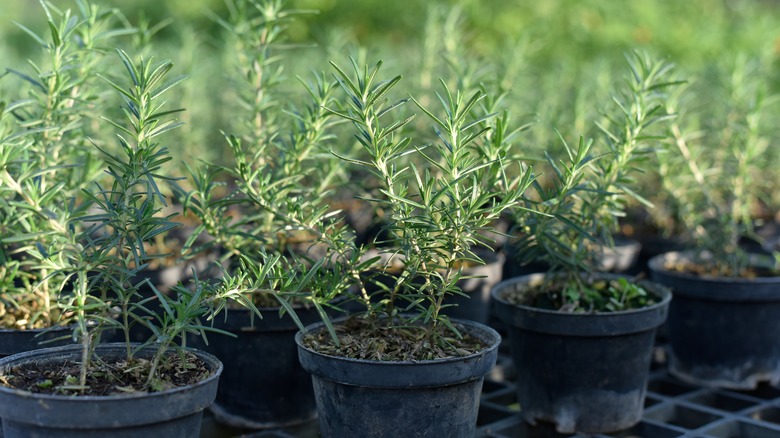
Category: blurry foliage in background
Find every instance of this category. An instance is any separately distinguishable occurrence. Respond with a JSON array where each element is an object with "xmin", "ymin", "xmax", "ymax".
[
  {"xmin": 1, "ymin": 0, "xmax": 778, "ymax": 202},
  {"xmin": 5, "ymin": 0, "xmax": 779, "ymax": 68}
]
